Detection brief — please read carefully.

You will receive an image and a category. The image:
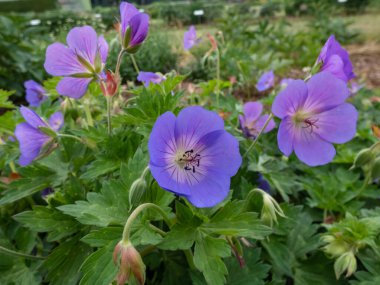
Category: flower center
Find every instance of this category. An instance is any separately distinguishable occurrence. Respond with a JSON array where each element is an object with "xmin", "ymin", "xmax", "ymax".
[
  {"xmin": 176, "ymin": 149, "xmax": 201, "ymax": 173},
  {"xmin": 293, "ymin": 111, "xmax": 319, "ymax": 133}
]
